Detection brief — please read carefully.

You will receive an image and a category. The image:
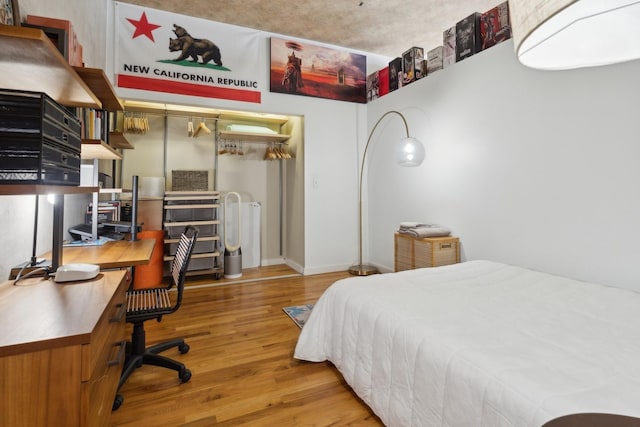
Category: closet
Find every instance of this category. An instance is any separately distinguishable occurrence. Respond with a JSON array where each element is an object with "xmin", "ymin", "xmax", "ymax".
[{"xmin": 118, "ymin": 102, "xmax": 303, "ymax": 272}]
